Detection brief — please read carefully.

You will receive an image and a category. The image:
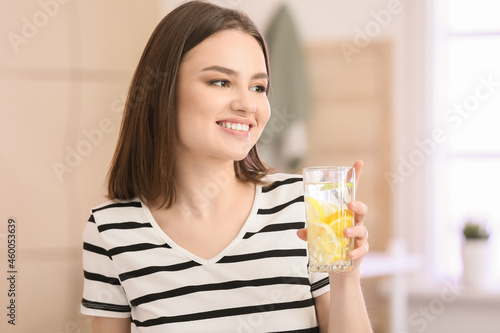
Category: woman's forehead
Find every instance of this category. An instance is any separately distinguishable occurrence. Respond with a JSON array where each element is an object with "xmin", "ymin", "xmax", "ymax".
[{"xmin": 181, "ymin": 30, "xmax": 267, "ymax": 74}]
